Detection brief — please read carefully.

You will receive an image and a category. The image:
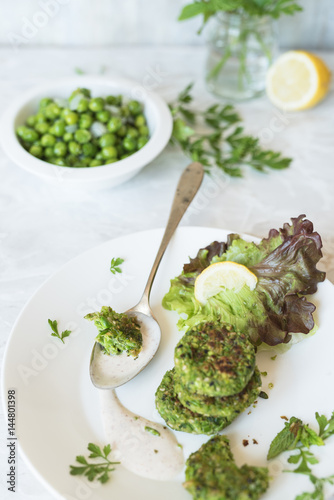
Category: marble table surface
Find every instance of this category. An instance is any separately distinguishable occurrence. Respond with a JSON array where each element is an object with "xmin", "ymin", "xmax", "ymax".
[{"xmin": 0, "ymin": 47, "xmax": 333, "ymax": 500}]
